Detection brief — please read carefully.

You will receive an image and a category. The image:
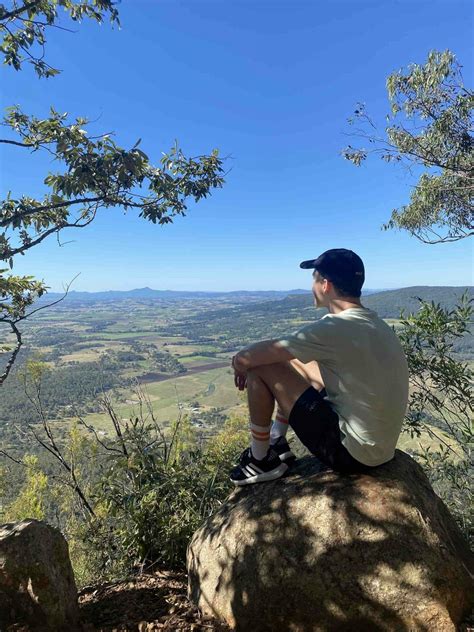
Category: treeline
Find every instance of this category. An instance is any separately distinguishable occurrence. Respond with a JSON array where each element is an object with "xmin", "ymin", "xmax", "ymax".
[
  {"xmin": 0, "ymin": 340, "xmax": 189, "ymax": 441},
  {"xmin": 128, "ymin": 341, "xmax": 186, "ymax": 374},
  {"xmin": 156, "ymin": 297, "xmax": 318, "ymax": 349},
  {"xmin": 0, "ymin": 355, "xmax": 122, "ymax": 429}
]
